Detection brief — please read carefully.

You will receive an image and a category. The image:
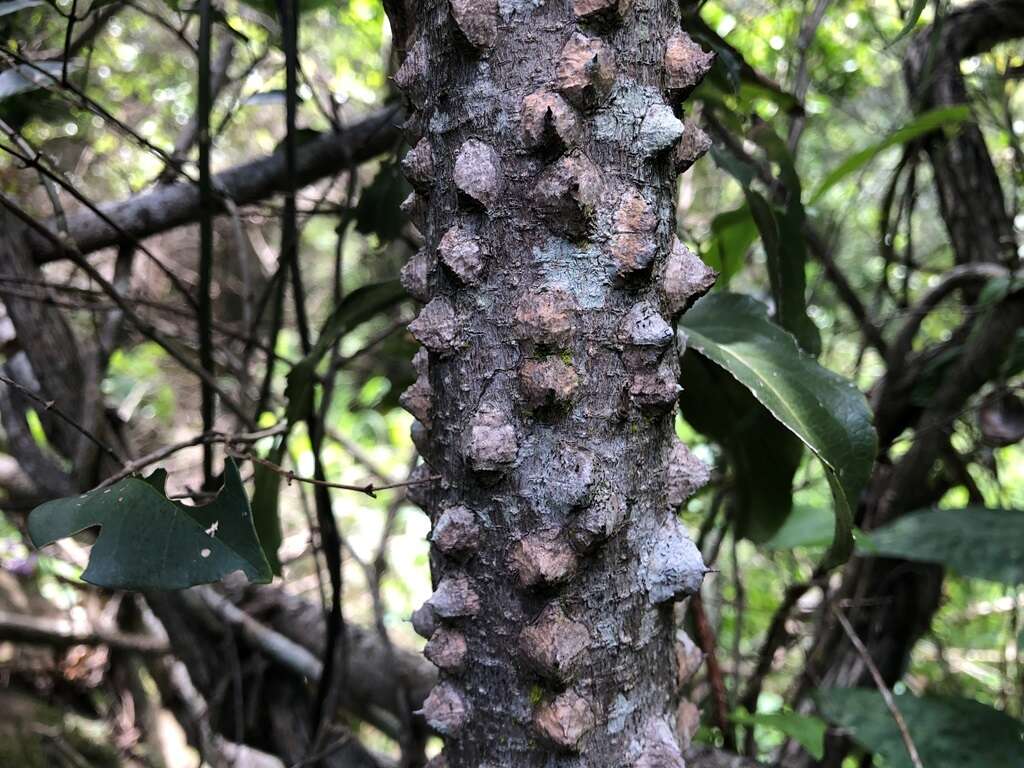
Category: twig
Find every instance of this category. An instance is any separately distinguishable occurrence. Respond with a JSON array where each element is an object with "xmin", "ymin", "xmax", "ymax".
[
  {"xmin": 831, "ymin": 605, "xmax": 925, "ymax": 768},
  {"xmin": 95, "ymin": 424, "xmax": 288, "ymax": 490},
  {"xmin": 0, "ymin": 373, "xmax": 124, "ymax": 466},
  {"xmin": 0, "ymin": 608, "xmax": 168, "ymax": 655},
  {"xmin": 229, "ymin": 448, "xmax": 440, "ymax": 499},
  {"xmin": 197, "ymin": 0, "xmax": 216, "ymax": 488},
  {"xmin": 690, "ymin": 593, "xmax": 736, "ymax": 751}
]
